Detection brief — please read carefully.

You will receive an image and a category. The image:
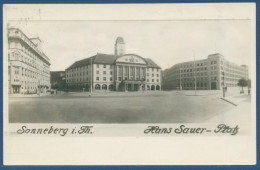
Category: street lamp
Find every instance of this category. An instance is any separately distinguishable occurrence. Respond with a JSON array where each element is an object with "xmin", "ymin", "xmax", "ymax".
[
  {"xmin": 179, "ymin": 66, "xmax": 182, "ymax": 91},
  {"xmin": 89, "ymin": 56, "xmax": 93, "ymax": 96},
  {"xmin": 223, "ymin": 72, "xmax": 225, "ymax": 97}
]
